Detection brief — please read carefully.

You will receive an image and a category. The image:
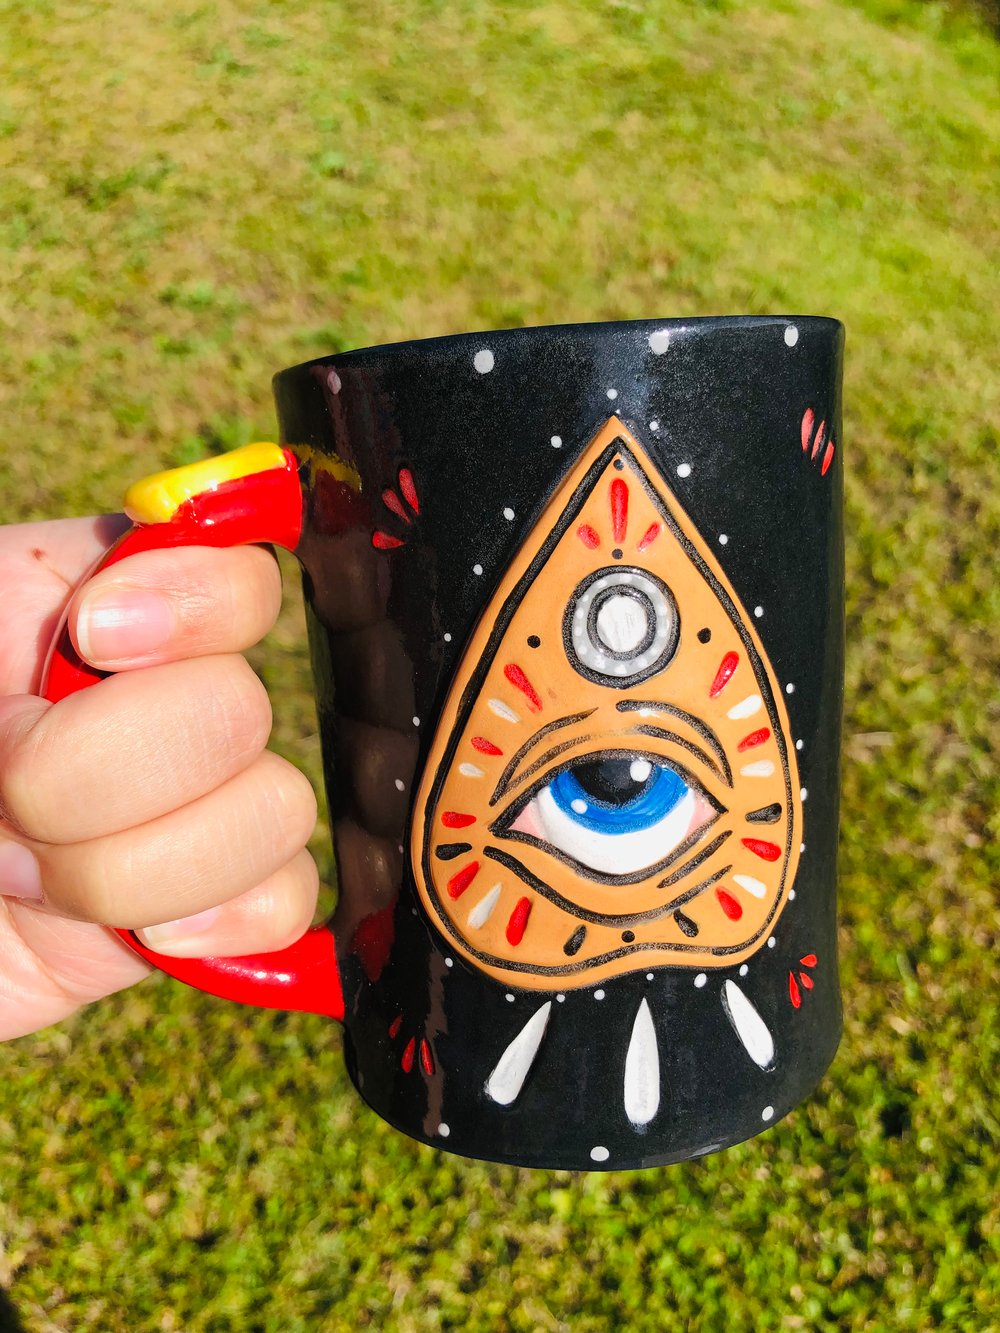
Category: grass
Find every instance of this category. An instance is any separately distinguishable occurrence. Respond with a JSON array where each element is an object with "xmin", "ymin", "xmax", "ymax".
[{"xmin": 1, "ymin": 0, "xmax": 998, "ymax": 1328}]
